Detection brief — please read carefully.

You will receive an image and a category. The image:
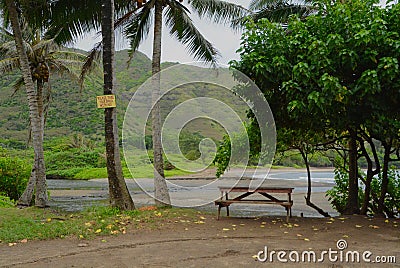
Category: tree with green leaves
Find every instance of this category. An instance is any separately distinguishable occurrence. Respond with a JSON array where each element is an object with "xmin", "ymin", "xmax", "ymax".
[{"xmin": 231, "ymin": 0, "xmax": 400, "ymax": 215}]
